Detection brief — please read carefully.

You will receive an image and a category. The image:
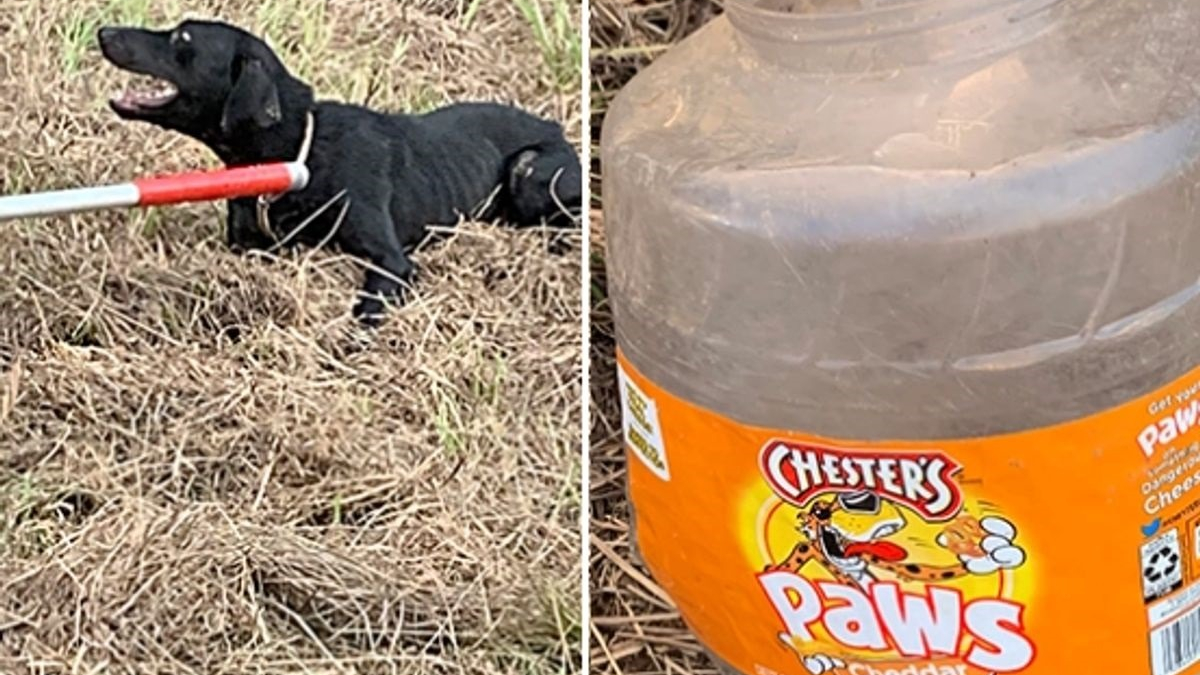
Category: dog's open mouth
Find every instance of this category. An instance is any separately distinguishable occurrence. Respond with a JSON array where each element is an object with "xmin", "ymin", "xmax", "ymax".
[{"xmin": 111, "ymin": 75, "xmax": 178, "ymax": 112}]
